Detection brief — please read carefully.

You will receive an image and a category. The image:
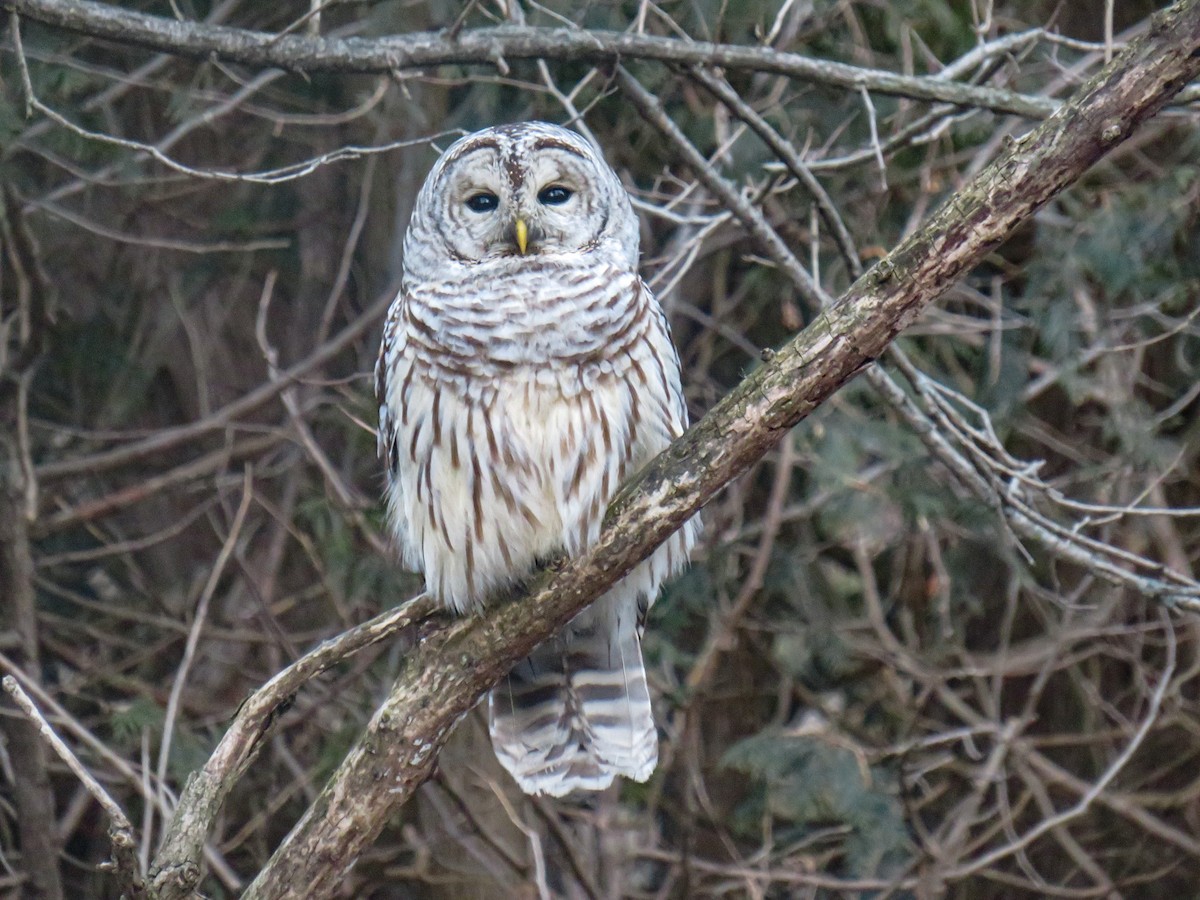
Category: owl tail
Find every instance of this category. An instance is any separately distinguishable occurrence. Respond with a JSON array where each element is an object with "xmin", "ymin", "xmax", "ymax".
[{"xmin": 488, "ymin": 597, "xmax": 657, "ymax": 797}]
